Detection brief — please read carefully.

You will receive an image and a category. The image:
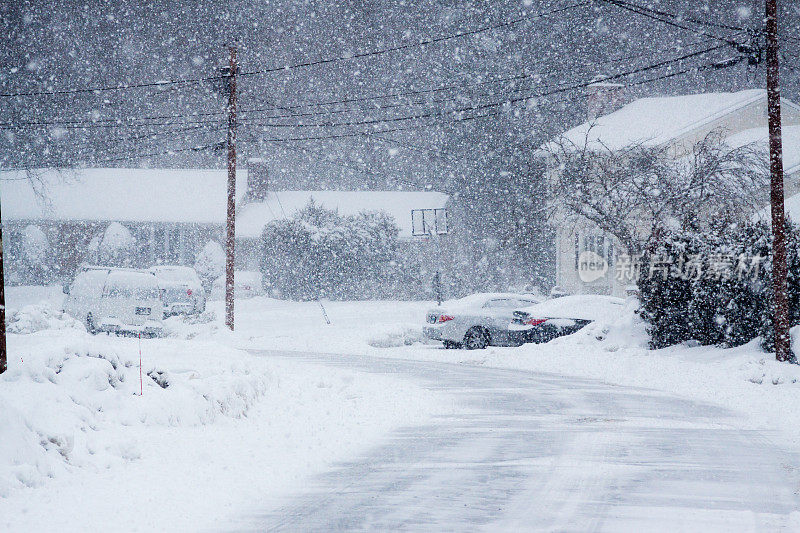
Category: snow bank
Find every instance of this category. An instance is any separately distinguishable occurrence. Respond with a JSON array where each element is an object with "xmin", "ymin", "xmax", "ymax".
[
  {"xmin": 0, "ymin": 328, "xmax": 269, "ymax": 498},
  {"xmin": 367, "ymin": 325, "xmax": 432, "ymax": 348},
  {"xmin": 6, "ymin": 304, "xmax": 84, "ymax": 334}
]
